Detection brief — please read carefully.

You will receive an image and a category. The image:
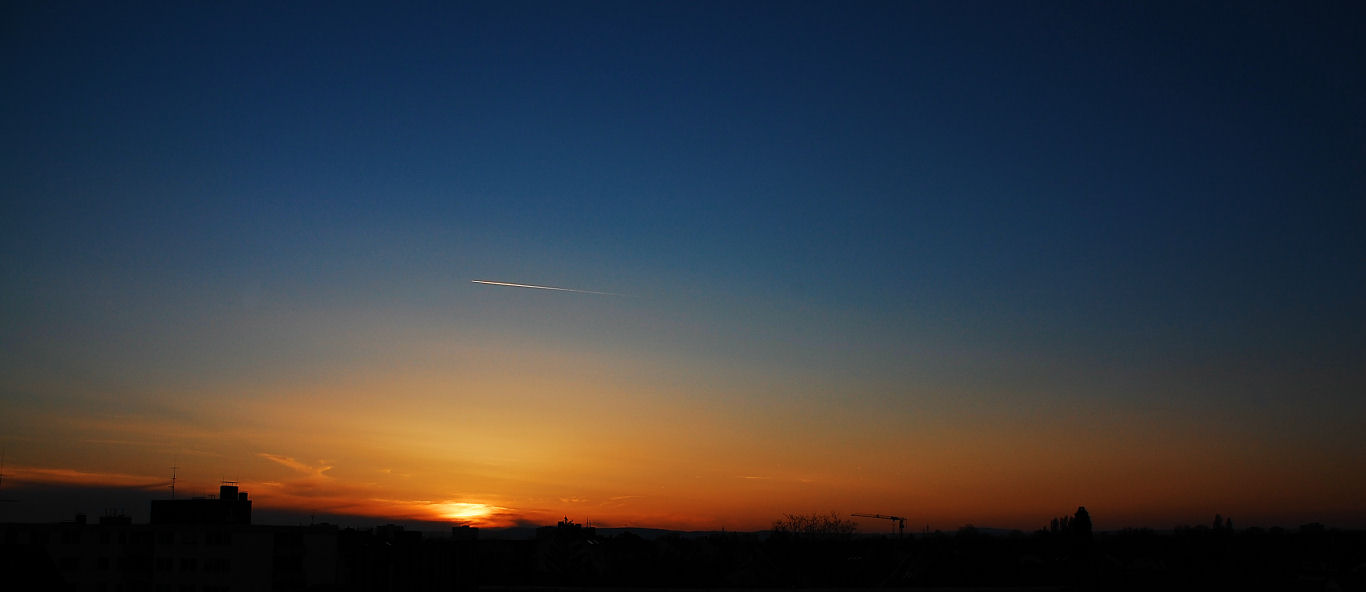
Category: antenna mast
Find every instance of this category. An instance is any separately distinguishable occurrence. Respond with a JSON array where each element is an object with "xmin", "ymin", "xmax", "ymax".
[{"xmin": 170, "ymin": 464, "xmax": 177, "ymax": 499}]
